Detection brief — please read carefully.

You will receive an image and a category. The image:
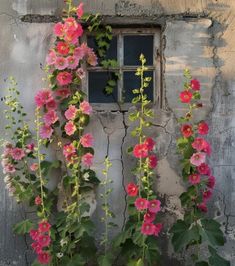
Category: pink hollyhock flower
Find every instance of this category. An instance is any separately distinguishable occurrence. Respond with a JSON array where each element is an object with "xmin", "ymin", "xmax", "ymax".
[
  {"xmin": 46, "ymin": 50, "xmax": 57, "ymax": 65},
  {"xmin": 35, "ymin": 196, "xmax": 42, "ymax": 206},
  {"xmin": 192, "ymin": 138, "xmax": 206, "ymax": 151},
  {"xmin": 76, "ymin": 68, "xmax": 86, "ymax": 79},
  {"xmin": 55, "ymin": 88, "xmax": 71, "ymax": 99},
  {"xmin": 154, "ymin": 223, "xmax": 163, "ymax": 236},
  {"xmin": 38, "ymin": 234, "xmax": 51, "ymax": 247},
  {"xmin": 63, "ymin": 143, "xmax": 76, "ymax": 157},
  {"xmin": 55, "ymin": 56, "xmax": 68, "ymax": 70},
  {"xmin": 46, "ymin": 98, "xmax": 57, "ymax": 110},
  {"xmin": 74, "ymin": 46, "xmax": 85, "ymax": 60},
  {"xmin": 76, "ymin": 3, "xmax": 84, "ymax": 18},
  {"xmin": 43, "ymin": 110, "xmax": 58, "ymax": 126},
  {"xmin": 144, "ymin": 212, "xmax": 156, "ymax": 223},
  {"xmin": 11, "ymin": 148, "xmax": 25, "ymax": 160},
  {"xmin": 87, "ymin": 49, "xmax": 98, "ymax": 66},
  {"xmin": 66, "ymin": 153, "xmax": 78, "ymax": 164},
  {"xmin": 203, "ymin": 141, "xmax": 211, "ymax": 156},
  {"xmin": 148, "ymin": 199, "xmax": 161, "ymax": 213},
  {"xmin": 188, "ymin": 173, "xmax": 201, "ymax": 185},
  {"xmin": 197, "ymin": 163, "xmax": 211, "ymax": 175},
  {"xmin": 144, "ymin": 137, "xmax": 155, "ymax": 151},
  {"xmin": 207, "ymin": 176, "xmax": 215, "ymax": 189},
  {"xmin": 64, "ymin": 17, "xmax": 79, "ymax": 32},
  {"xmin": 203, "ymin": 189, "xmax": 212, "ymax": 201},
  {"xmin": 190, "ymin": 79, "xmax": 200, "ymax": 91},
  {"xmin": 67, "ymin": 55, "xmax": 79, "ymax": 69},
  {"xmin": 37, "ymin": 251, "xmax": 51, "ymax": 265},
  {"xmin": 126, "ymin": 183, "xmax": 138, "ymax": 197},
  {"xmin": 64, "ymin": 121, "xmax": 76, "ymax": 136},
  {"xmin": 133, "ymin": 143, "xmax": 148, "ymax": 158},
  {"xmin": 190, "ymin": 152, "xmax": 206, "ymax": 166},
  {"xmin": 30, "ymin": 229, "xmax": 40, "ymax": 241},
  {"xmin": 80, "ymin": 133, "xmax": 94, "ymax": 148},
  {"xmin": 65, "ymin": 105, "xmax": 78, "ymax": 120},
  {"xmin": 197, "ymin": 202, "xmax": 208, "ymax": 213},
  {"xmin": 38, "ymin": 221, "xmax": 51, "ymax": 233},
  {"xmin": 54, "ymin": 22, "xmax": 64, "ymax": 37},
  {"xmin": 31, "ymin": 242, "xmax": 42, "ymax": 254},
  {"xmin": 180, "ymin": 91, "xmax": 193, "ymax": 103},
  {"xmin": 30, "ymin": 163, "xmax": 39, "ymax": 172},
  {"xmin": 181, "ymin": 124, "xmax": 193, "ymax": 138},
  {"xmin": 56, "ymin": 71, "xmax": 73, "ymax": 86},
  {"xmin": 198, "ymin": 121, "xmax": 209, "ymax": 135},
  {"xmin": 40, "ymin": 125, "xmax": 53, "ymax": 139},
  {"xmin": 3, "ymin": 164, "xmax": 15, "ymax": 174},
  {"xmin": 148, "ymin": 154, "xmax": 158, "ymax": 169},
  {"xmin": 35, "ymin": 89, "xmax": 53, "ymax": 108},
  {"xmin": 141, "ymin": 222, "xmax": 155, "ymax": 235},
  {"xmin": 25, "ymin": 143, "xmax": 35, "ymax": 153},
  {"xmin": 81, "ymin": 153, "xmax": 94, "ymax": 167},
  {"xmin": 56, "ymin": 41, "xmax": 70, "ymax": 55},
  {"xmin": 80, "ymin": 101, "xmax": 92, "ymax": 115},
  {"xmin": 135, "ymin": 197, "xmax": 149, "ymax": 211}
]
